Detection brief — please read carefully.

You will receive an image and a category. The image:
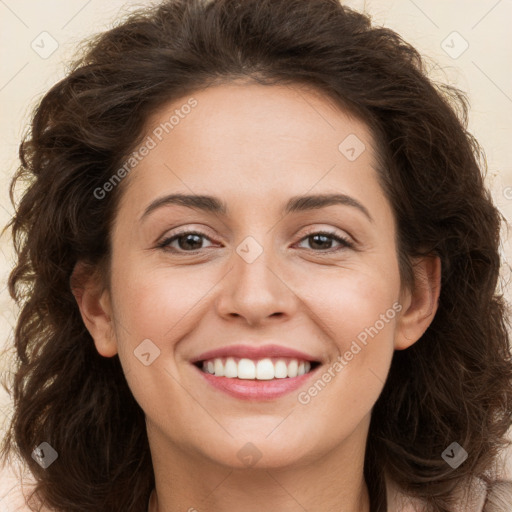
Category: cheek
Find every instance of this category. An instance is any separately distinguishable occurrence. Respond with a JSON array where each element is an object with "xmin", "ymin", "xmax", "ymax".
[
  {"xmin": 295, "ymin": 268, "xmax": 399, "ymax": 409},
  {"xmin": 112, "ymin": 263, "xmax": 209, "ymax": 338},
  {"xmin": 108, "ymin": 261, "xmax": 221, "ymax": 391},
  {"xmin": 301, "ymin": 266, "xmax": 400, "ymax": 345},
  {"xmin": 111, "ymin": 252, "xmax": 401, "ymax": 370},
  {"xmin": 108, "ymin": 265, "xmax": 208, "ymax": 420}
]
